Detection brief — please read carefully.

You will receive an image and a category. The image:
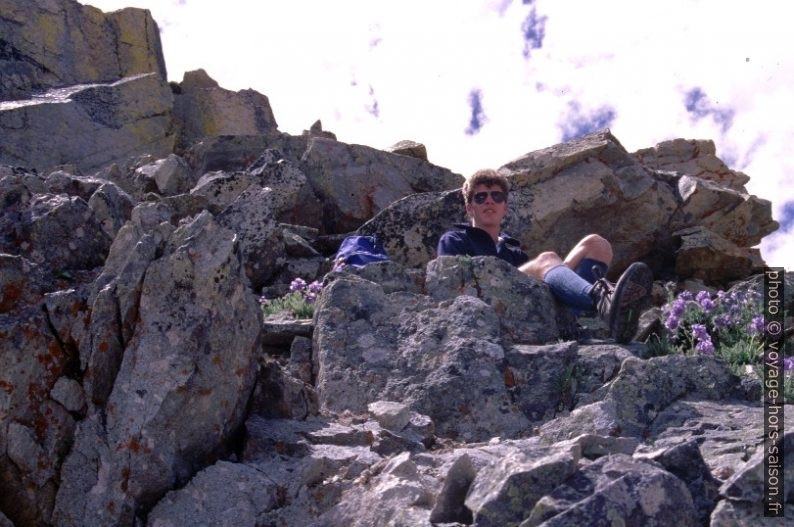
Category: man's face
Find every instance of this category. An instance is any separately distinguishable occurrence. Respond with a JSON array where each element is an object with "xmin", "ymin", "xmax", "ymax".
[{"xmin": 465, "ymin": 183, "xmax": 508, "ymax": 230}]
